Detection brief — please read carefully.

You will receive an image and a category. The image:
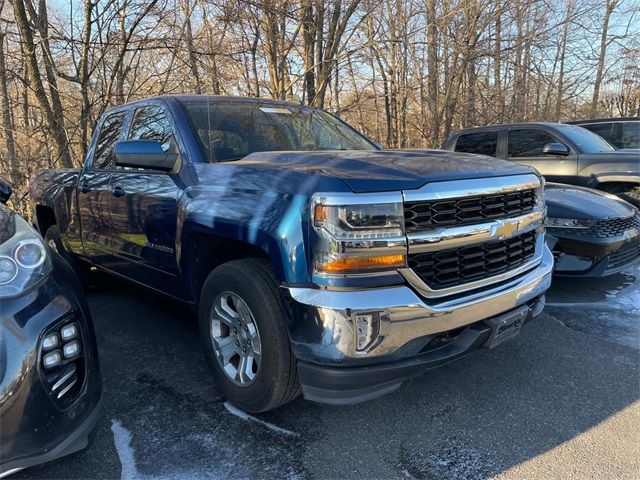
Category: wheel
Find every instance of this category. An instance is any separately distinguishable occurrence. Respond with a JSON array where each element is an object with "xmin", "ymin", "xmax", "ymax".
[
  {"xmin": 45, "ymin": 225, "xmax": 91, "ymax": 289},
  {"xmin": 199, "ymin": 258, "xmax": 300, "ymax": 412}
]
